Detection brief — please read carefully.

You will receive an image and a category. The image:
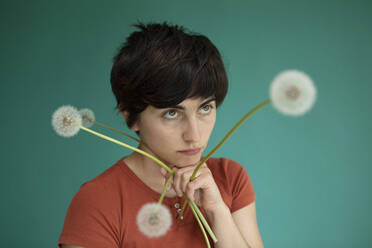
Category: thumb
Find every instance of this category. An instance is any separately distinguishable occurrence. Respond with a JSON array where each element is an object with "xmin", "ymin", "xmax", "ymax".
[{"xmin": 160, "ymin": 167, "xmax": 167, "ymax": 177}]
